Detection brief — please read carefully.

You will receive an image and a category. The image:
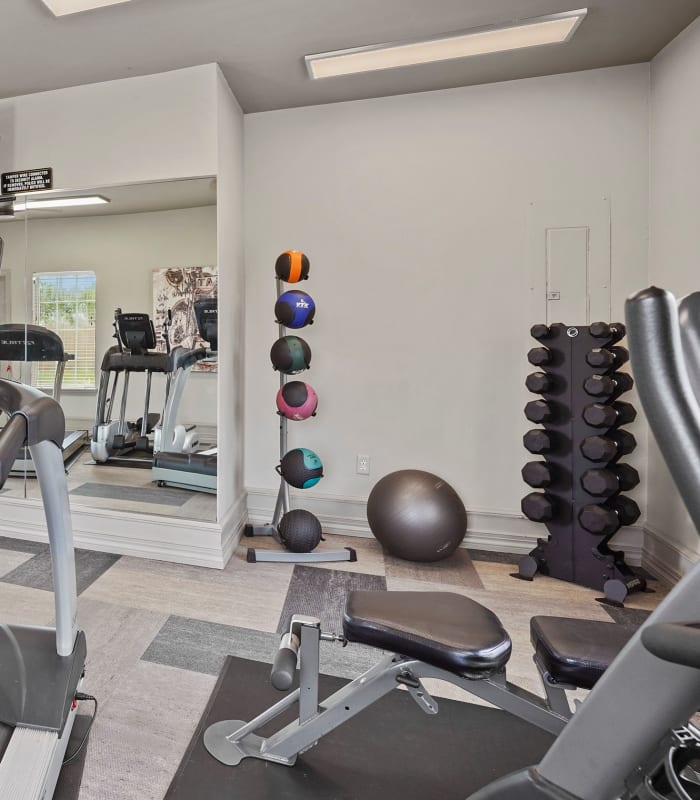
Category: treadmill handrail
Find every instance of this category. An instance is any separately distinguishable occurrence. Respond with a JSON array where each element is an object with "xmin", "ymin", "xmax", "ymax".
[
  {"xmin": 0, "ymin": 379, "xmax": 65, "ymax": 451},
  {"xmin": 625, "ymin": 286, "xmax": 700, "ymax": 534}
]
